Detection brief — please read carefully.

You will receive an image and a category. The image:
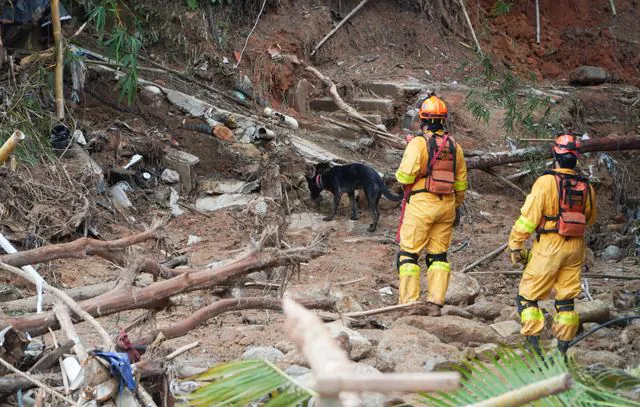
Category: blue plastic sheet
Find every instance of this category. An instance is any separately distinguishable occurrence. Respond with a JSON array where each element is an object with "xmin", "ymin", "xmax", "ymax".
[{"xmin": 93, "ymin": 351, "xmax": 137, "ymax": 392}]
